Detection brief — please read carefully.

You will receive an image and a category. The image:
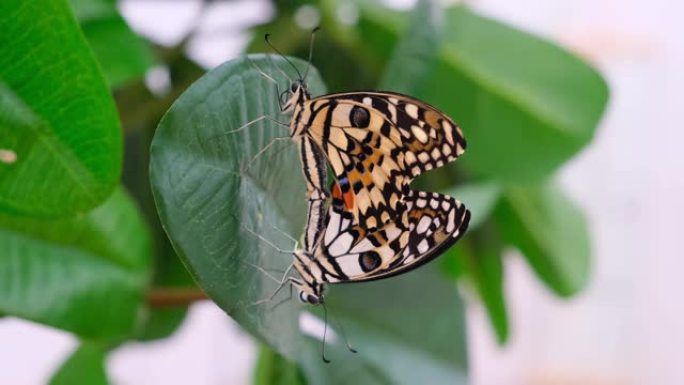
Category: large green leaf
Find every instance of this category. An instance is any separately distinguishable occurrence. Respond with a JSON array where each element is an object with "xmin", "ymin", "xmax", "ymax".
[
  {"xmin": 150, "ymin": 55, "xmax": 325, "ymax": 358},
  {"xmin": 49, "ymin": 342, "xmax": 110, "ymax": 385},
  {"xmin": 417, "ymin": 6, "xmax": 609, "ymax": 181},
  {"xmin": 495, "ymin": 183, "xmax": 590, "ymax": 296},
  {"xmin": 0, "ymin": 187, "xmax": 151, "ymax": 339},
  {"xmin": 150, "ymin": 55, "xmax": 470, "ymax": 380},
  {"xmin": 300, "ymin": 266, "xmax": 468, "ymax": 385},
  {"xmin": 70, "ymin": 0, "xmax": 155, "ymax": 88},
  {"xmin": 348, "ymin": 3, "xmax": 608, "ymax": 182},
  {"xmin": 0, "ymin": 0, "xmax": 122, "ymax": 216}
]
